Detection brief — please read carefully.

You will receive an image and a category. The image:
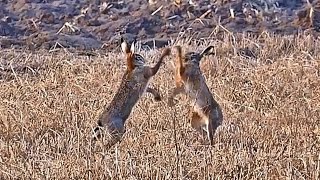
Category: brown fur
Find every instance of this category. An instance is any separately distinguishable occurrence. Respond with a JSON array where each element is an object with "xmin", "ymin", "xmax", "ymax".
[
  {"xmin": 168, "ymin": 45, "xmax": 223, "ymax": 145},
  {"xmin": 125, "ymin": 51, "xmax": 135, "ymax": 74},
  {"xmin": 93, "ymin": 39, "xmax": 171, "ymax": 149}
]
